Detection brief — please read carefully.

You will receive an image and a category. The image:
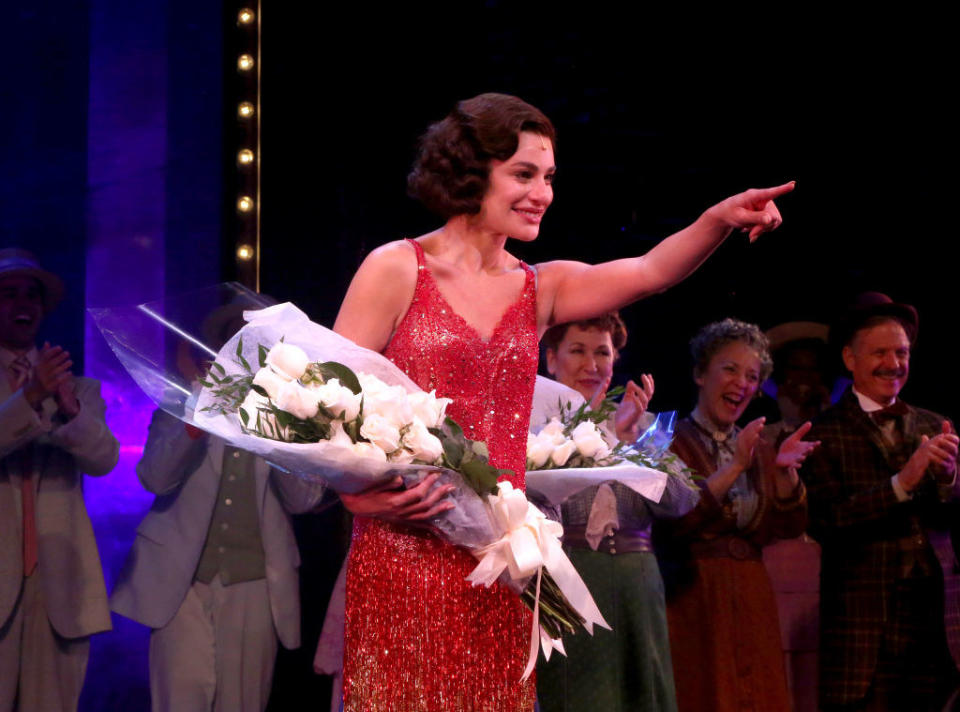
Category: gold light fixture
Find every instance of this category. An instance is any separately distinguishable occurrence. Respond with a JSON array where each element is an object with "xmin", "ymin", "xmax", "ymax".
[
  {"xmin": 237, "ymin": 54, "xmax": 254, "ymax": 72},
  {"xmin": 238, "ymin": 102, "xmax": 254, "ymax": 119},
  {"xmin": 236, "ymin": 244, "xmax": 255, "ymax": 261},
  {"xmin": 237, "ymin": 196, "xmax": 254, "ymax": 213},
  {"xmin": 238, "ymin": 149, "xmax": 255, "ymax": 165},
  {"xmin": 237, "ymin": 8, "xmax": 255, "ymax": 25}
]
